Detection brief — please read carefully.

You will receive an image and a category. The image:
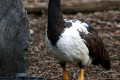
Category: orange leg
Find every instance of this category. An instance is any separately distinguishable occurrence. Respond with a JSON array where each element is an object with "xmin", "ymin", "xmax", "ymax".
[
  {"xmin": 78, "ymin": 68, "xmax": 84, "ymax": 80},
  {"xmin": 62, "ymin": 67, "xmax": 69, "ymax": 80}
]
